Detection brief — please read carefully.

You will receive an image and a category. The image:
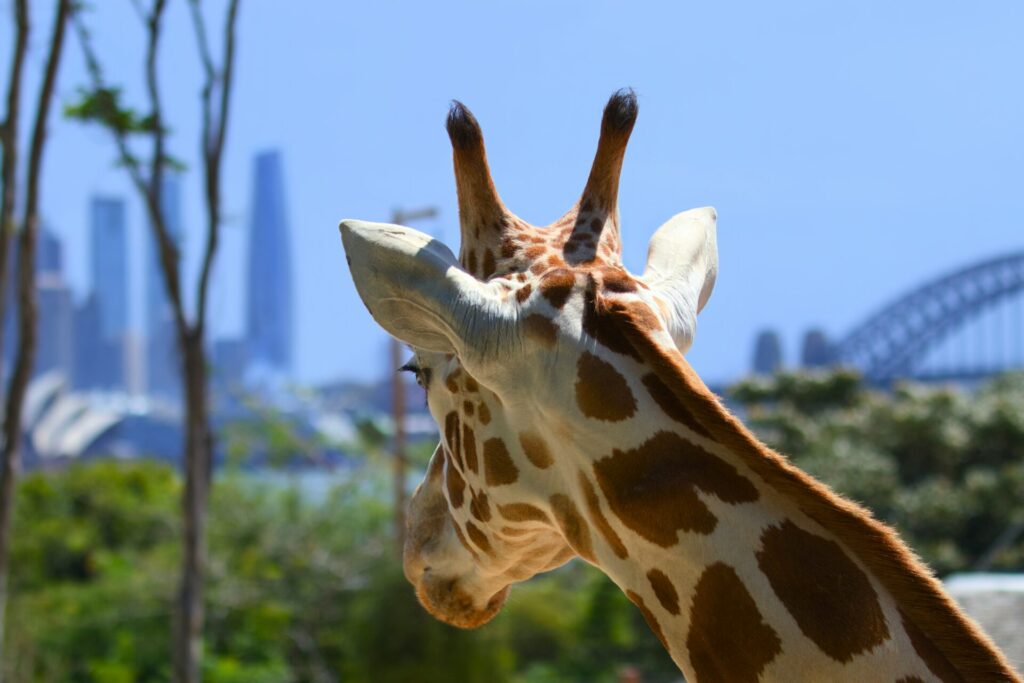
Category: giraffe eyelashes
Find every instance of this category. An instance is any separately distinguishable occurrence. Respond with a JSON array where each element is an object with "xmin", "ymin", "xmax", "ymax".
[{"xmin": 400, "ymin": 361, "xmax": 431, "ymax": 389}]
